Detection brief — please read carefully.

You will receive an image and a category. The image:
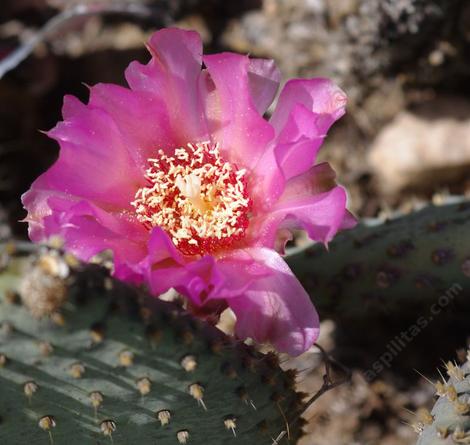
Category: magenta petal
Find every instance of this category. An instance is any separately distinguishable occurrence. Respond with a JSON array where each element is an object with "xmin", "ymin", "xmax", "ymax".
[
  {"xmin": 147, "ymin": 227, "xmax": 184, "ymax": 265},
  {"xmin": 22, "ymin": 100, "xmax": 145, "ymax": 241},
  {"xmin": 38, "ymin": 198, "xmax": 147, "ymax": 270},
  {"xmin": 249, "ymin": 145, "xmax": 286, "ymax": 212},
  {"xmin": 271, "ymin": 79, "xmax": 347, "ymax": 179},
  {"xmin": 202, "ymin": 53, "xmax": 275, "ymax": 168},
  {"xmin": 341, "ymin": 210, "xmax": 357, "ymax": 230},
  {"xmin": 250, "ymin": 163, "xmax": 343, "ymax": 248},
  {"xmin": 145, "ymin": 264, "xmax": 184, "ymax": 297},
  {"xmin": 88, "ymin": 83, "xmax": 175, "ymax": 167},
  {"xmin": 173, "ymin": 256, "xmax": 225, "ymax": 306},
  {"xmin": 43, "ymin": 106, "xmax": 143, "ymax": 209},
  {"xmin": 114, "ymin": 262, "xmax": 146, "ymax": 286},
  {"xmin": 147, "ymin": 28, "xmax": 202, "ymax": 80},
  {"xmin": 143, "ymin": 228, "xmax": 188, "ymax": 296},
  {"xmin": 211, "ymin": 249, "xmax": 272, "ymax": 298},
  {"xmin": 22, "ymin": 187, "xmax": 74, "ymax": 242},
  {"xmin": 279, "ymin": 162, "xmax": 337, "ymax": 202},
  {"xmin": 277, "ymin": 186, "xmax": 348, "ymax": 243},
  {"xmin": 145, "ymin": 251, "xmax": 259, "ymax": 306},
  {"xmin": 227, "ymin": 248, "xmax": 319, "ymax": 356},
  {"xmin": 274, "ymin": 104, "xmax": 327, "ymax": 179},
  {"xmin": 62, "ymin": 94, "xmax": 87, "ymax": 119},
  {"xmin": 256, "ymin": 185, "xmax": 349, "ymax": 248},
  {"xmin": 146, "ymin": 255, "xmax": 223, "ymax": 305},
  {"xmin": 277, "ymin": 162, "xmax": 357, "ymax": 242},
  {"xmin": 247, "ymin": 58, "xmax": 281, "ymax": 115},
  {"xmin": 271, "ymin": 78, "xmax": 347, "ymax": 134},
  {"xmin": 125, "ymin": 28, "xmax": 208, "ymax": 143}
]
